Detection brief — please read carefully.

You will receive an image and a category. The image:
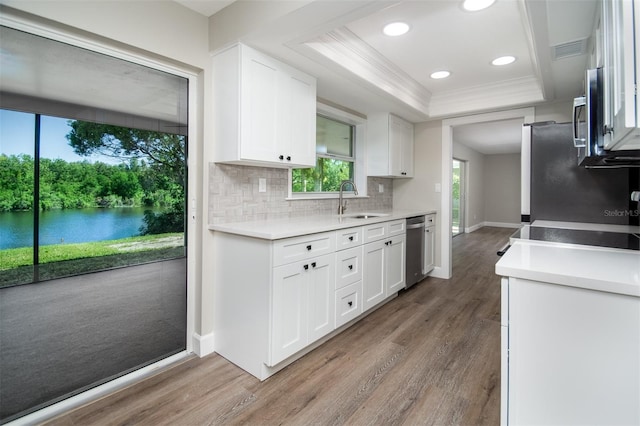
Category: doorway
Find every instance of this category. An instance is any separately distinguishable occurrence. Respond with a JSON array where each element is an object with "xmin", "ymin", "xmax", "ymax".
[{"xmin": 452, "ymin": 159, "xmax": 465, "ymax": 236}]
